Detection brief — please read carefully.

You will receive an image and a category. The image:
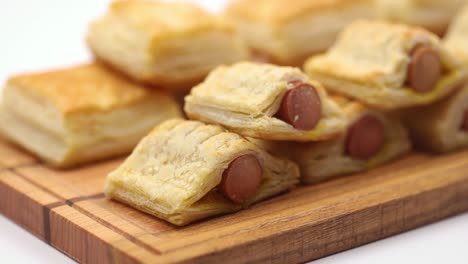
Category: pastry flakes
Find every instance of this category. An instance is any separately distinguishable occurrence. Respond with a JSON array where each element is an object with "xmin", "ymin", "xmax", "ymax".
[
  {"xmin": 105, "ymin": 119, "xmax": 300, "ymax": 226},
  {"xmin": 305, "ymin": 20, "xmax": 466, "ymax": 109},
  {"xmin": 226, "ymin": 0, "xmax": 376, "ymax": 65},
  {"xmin": 0, "ymin": 63, "xmax": 181, "ymax": 167},
  {"xmin": 184, "ymin": 62, "xmax": 346, "ymax": 141},
  {"xmin": 87, "ymin": 0, "xmax": 249, "ymax": 90}
]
